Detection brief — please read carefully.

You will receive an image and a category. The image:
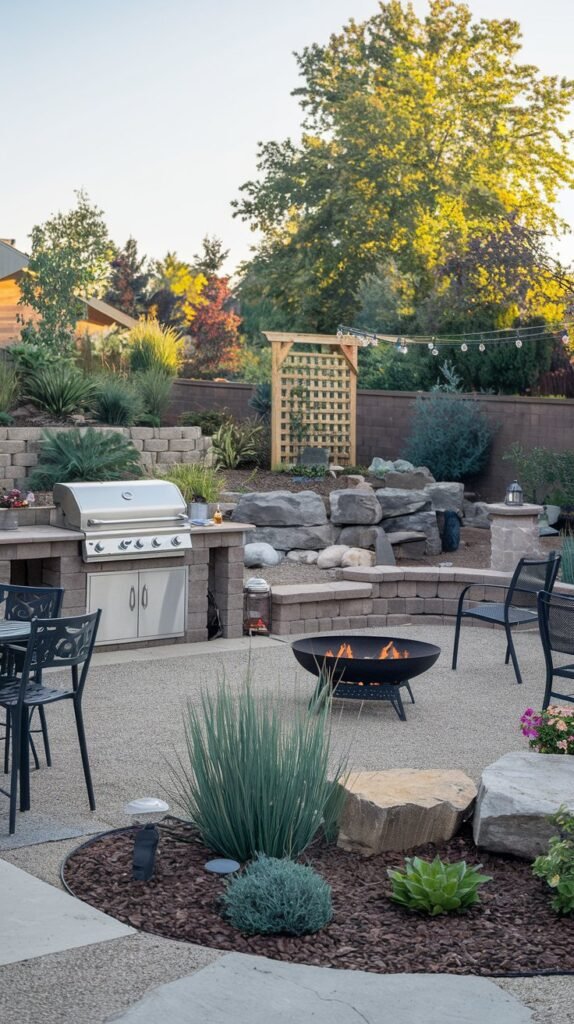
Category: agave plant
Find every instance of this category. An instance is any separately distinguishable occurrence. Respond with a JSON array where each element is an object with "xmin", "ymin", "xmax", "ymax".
[
  {"xmin": 28, "ymin": 427, "xmax": 142, "ymax": 490},
  {"xmin": 23, "ymin": 364, "xmax": 97, "ymax": 418},
  {"xmin": 388, "ymin": 856, "xmax": 492, "ymax": 916}
]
